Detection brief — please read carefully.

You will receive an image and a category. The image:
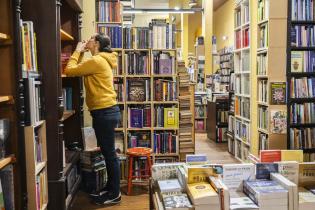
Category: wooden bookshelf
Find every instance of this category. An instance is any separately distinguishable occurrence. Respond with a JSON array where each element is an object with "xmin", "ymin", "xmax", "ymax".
[
  {"xmin": 24, "ymin": 121, "xmax": 48, "ymax": 210},
  {"xmin": 233, "ymin": 0, "xmax": 251, "ymax": 162},
  {"xmin": 20, "ymin": 0, "xmax": 84, "ymax": 209},
  {"xmin": 0, "ymin": 95, "xmax": 13, "ymax": 103},
  {"xmin": 251, "ymin": 0, "xmax": 288, "ymax": 160},
  {"xmin": 0, "ymin": 156, "xmax": 15, "ymax": 170}
]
